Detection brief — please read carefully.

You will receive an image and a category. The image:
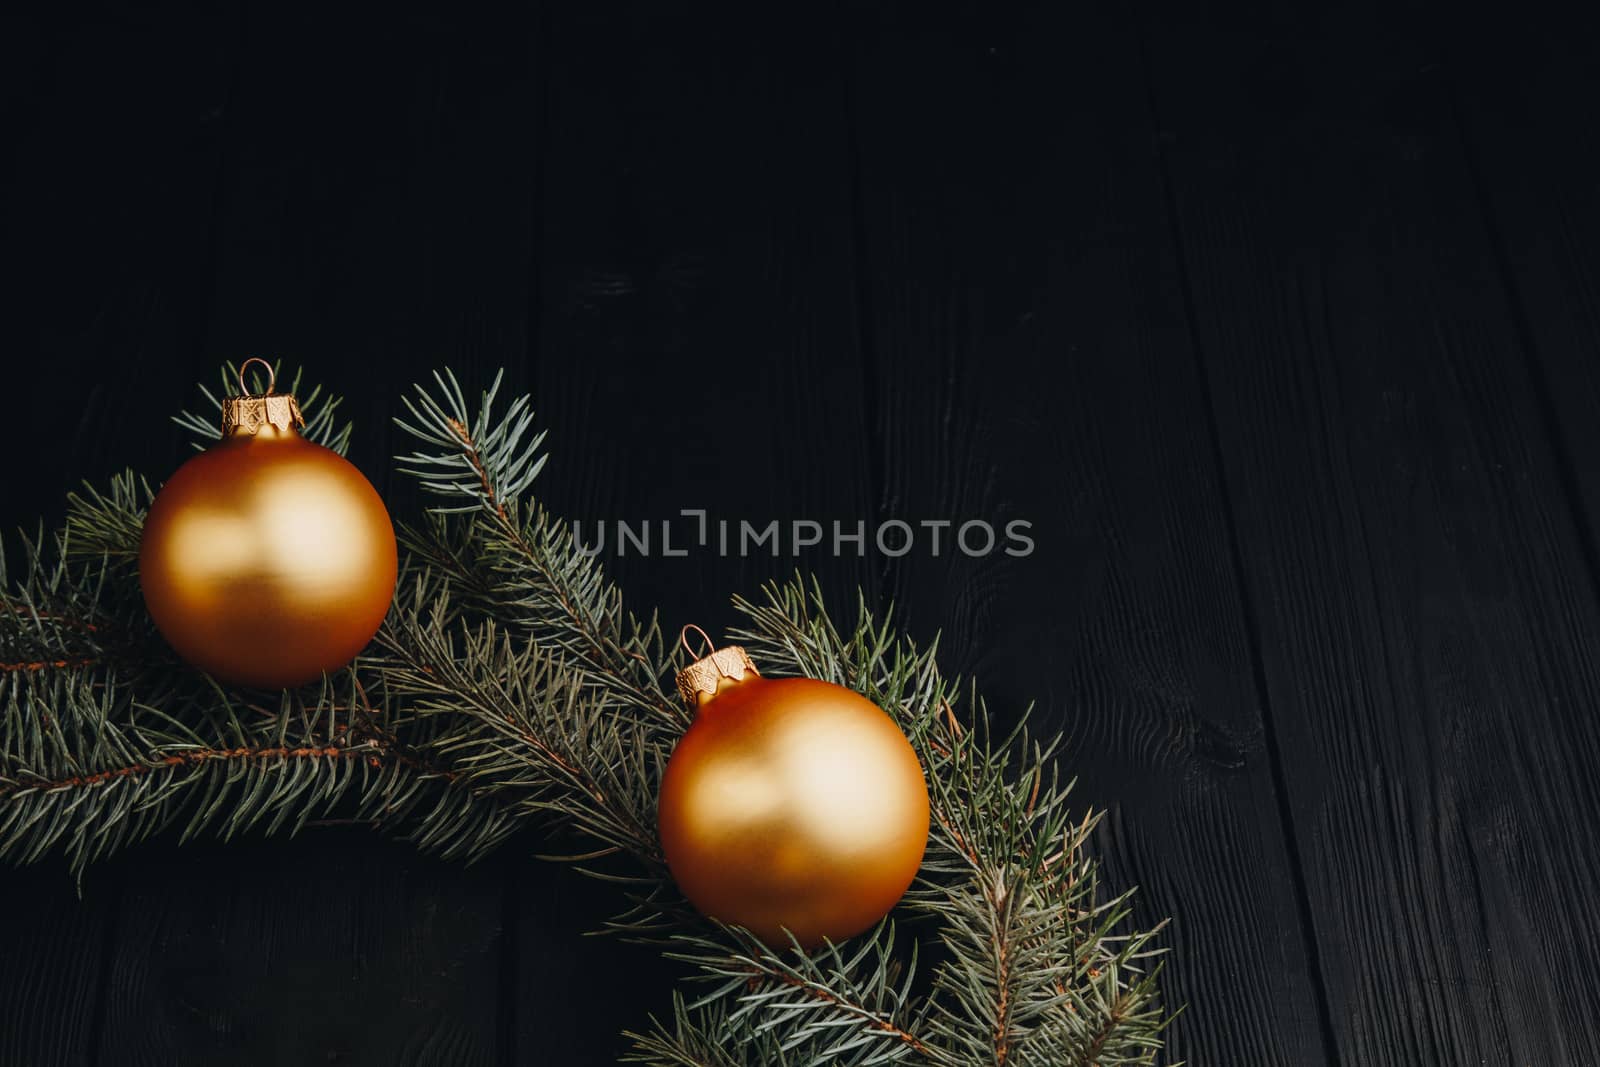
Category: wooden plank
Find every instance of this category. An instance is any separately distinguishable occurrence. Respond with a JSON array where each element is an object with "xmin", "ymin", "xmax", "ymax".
[
  {"xmin": 0, "ymin": 13, "xmax": 59, "ymax": 181},
  {"xmin": 846, "ymin": 8, "xmax": 1330, "ymax": 1063},
  {"xmin": 521, "ymin": 3, "xmax": 875, "ymax": 1058},
  {"xmin": 0, "ymin": 0, "xmax": 238, "ymax": 534},
  {"xmin": 94, "ymin": 3, "xmax": 546, "ymax": 1062},
  {"xmin": 1445, "ymin": 17, "xmax": 1600, "ymax": 597},
  {"xmin": 0, "ymin": 4, "xmax": 240, "ymax": 1063},
  {"xmin": 509, "ymin": 855, "xmax": 678, "ymax": 1065},
  {"xmin": 97, "ymin": 834, "xmax": 504, "ymax": 1065},
  {"xmin": 196, "ymin": 0, "xmax": 544, "ymax": 516},
  {"xmin": 1141, "ymin": 4, "xmax": 1600, "ymax": 1062},
  {"xmin": 530, "ymin": 1, "xmax": 877, "ymax": 638},
  {"xmin": 0, "ymin": 864, "xmax": 116, "ymax": 1067}
]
